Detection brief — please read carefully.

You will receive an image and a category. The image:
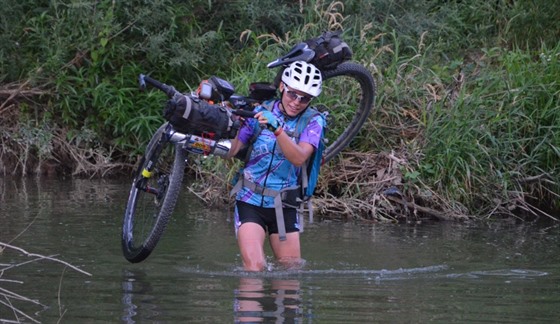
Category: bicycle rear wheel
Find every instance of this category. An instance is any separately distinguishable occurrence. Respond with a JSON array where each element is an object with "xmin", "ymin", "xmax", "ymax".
[
  {"xmin": 319, "ymin": 62, "xmax": 376, "ymax": 163},
  {"xmin": 121, "ymin": 123, "xmax": 185, "ymax": 263}
]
